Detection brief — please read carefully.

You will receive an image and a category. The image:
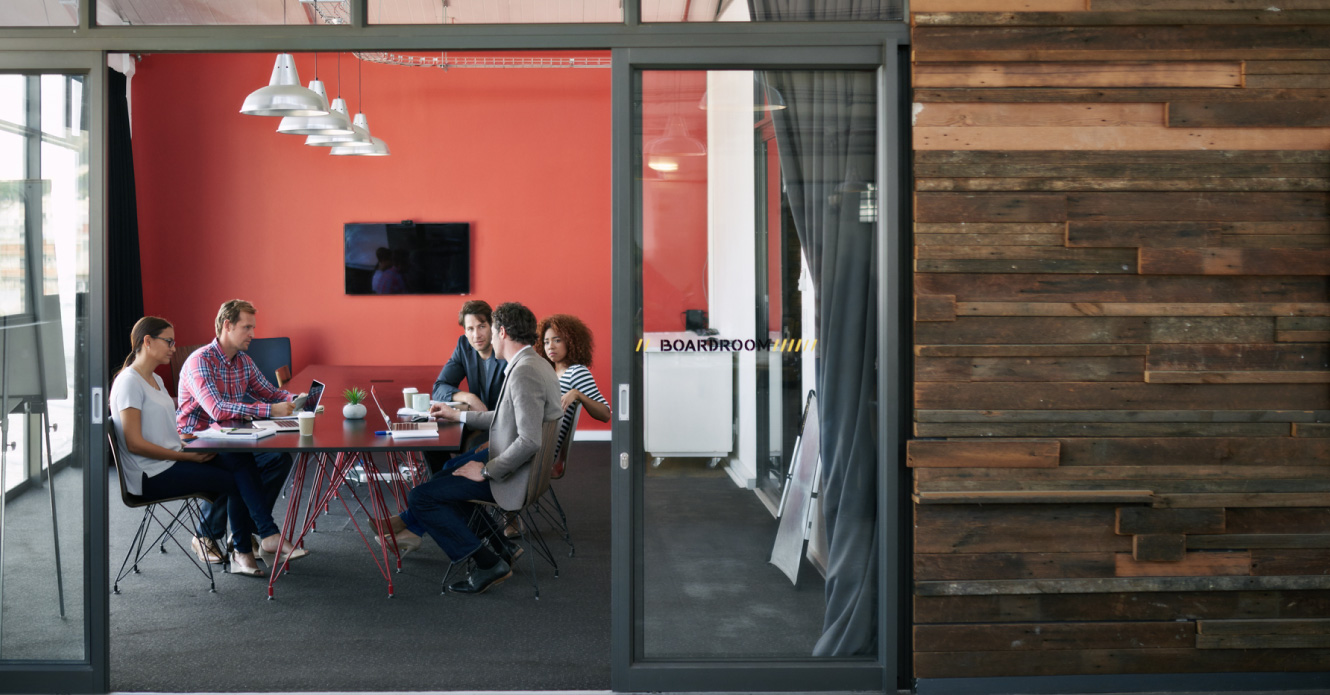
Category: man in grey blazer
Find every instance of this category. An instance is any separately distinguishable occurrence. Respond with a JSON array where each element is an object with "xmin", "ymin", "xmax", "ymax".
[{"xmin": 378, "ymin": 302, "xmax": 561, "ymax": 594}]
